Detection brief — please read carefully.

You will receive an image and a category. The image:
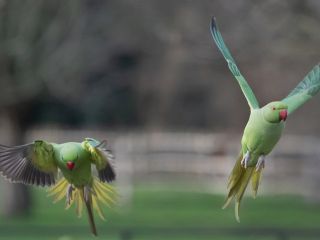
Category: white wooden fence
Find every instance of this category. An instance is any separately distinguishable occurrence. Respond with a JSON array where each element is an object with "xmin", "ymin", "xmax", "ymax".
[{"xmin": 27, "ymin": 128, "xmax": 320, "ymax": 202}]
